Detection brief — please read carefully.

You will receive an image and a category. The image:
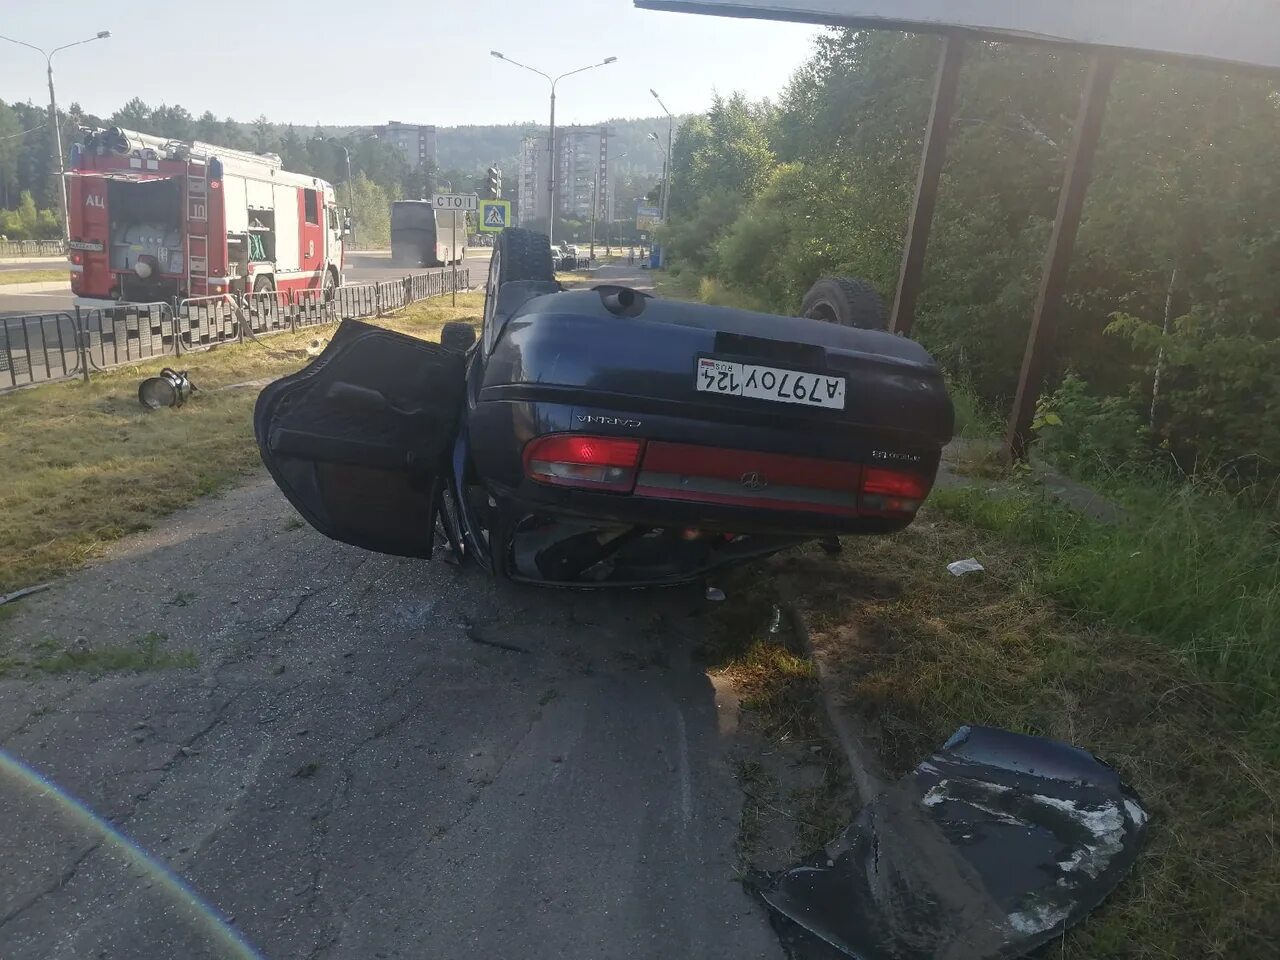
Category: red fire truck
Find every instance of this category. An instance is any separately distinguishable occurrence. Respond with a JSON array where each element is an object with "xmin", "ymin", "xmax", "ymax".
[{"xmin": 66, "ymin": 126, "xmax": 346, "ymax": 306}]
